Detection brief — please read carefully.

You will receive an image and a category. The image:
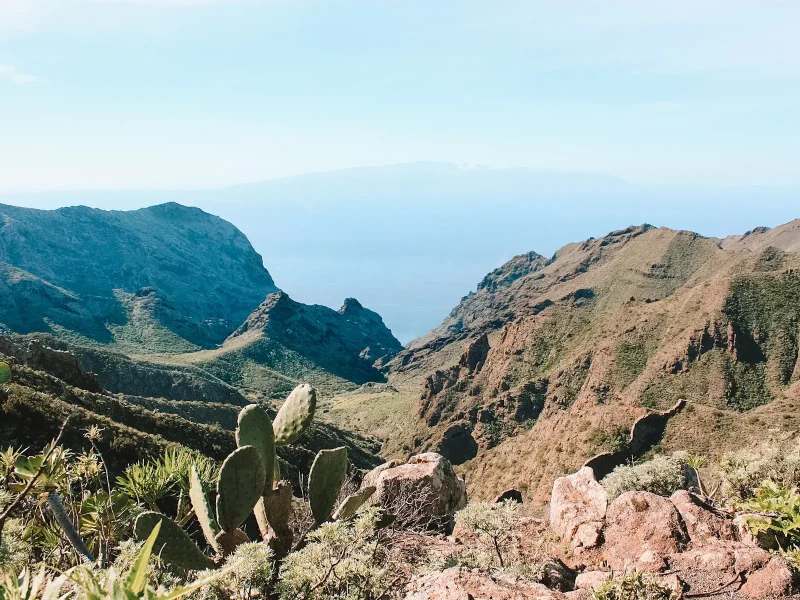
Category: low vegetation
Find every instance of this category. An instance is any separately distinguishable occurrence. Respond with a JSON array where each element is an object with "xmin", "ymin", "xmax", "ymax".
[
  {"xmin": 592, "ymin": 572, "xmax": 678, "ymax": 600},
  {"xmin": 601, "ymin": 453, "xmax": 694, "ymax": 500}
]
